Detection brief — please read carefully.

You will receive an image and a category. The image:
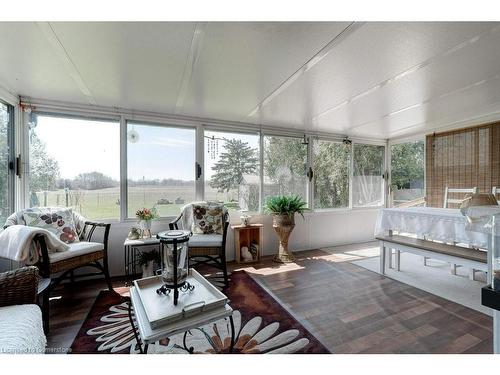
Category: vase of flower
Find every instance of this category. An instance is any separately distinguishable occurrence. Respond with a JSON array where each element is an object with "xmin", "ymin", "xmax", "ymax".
[
  {"xmin": 136, "ymin": 207, "xmax": 159, "ymax": 238},
  {"xmin": 140, "ymin": 220, "xmax": 152, "ymax": 237}
]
